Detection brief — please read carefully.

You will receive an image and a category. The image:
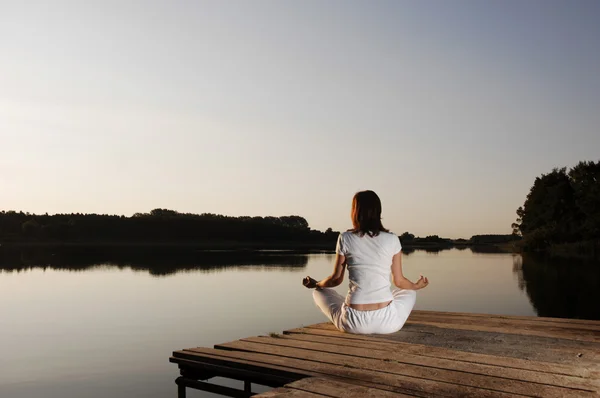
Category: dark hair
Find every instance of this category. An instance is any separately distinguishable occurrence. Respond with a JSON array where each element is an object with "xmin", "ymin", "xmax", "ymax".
[{"xmin": 350, "ymin": 190, "xmax": 389, "ymax": 237}]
